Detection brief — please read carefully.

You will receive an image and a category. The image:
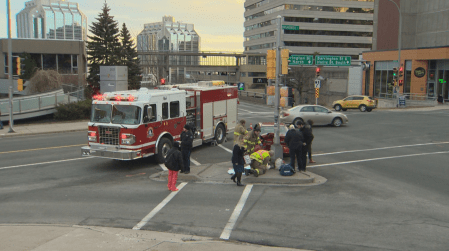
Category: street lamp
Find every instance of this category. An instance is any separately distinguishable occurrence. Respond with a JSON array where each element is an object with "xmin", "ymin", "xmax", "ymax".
[{"xmin": 385, "ymin": 0, "xmax": 402, "ymax": 95}]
